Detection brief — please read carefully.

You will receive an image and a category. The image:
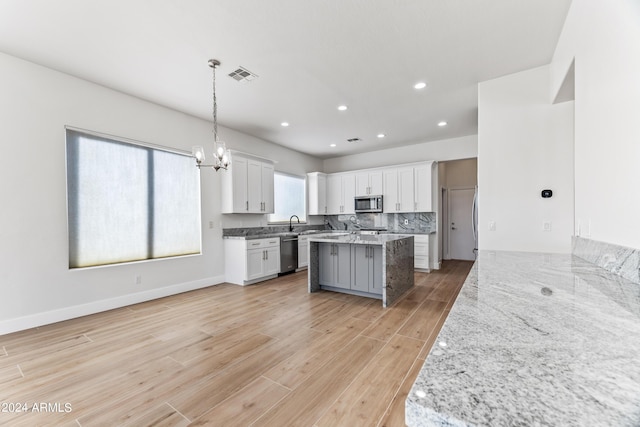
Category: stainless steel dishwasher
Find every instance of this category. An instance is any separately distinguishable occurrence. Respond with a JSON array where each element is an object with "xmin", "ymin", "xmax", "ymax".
[{"xmin": 279, "ymin": 234, "xmax": 298, "ymax": 274}]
